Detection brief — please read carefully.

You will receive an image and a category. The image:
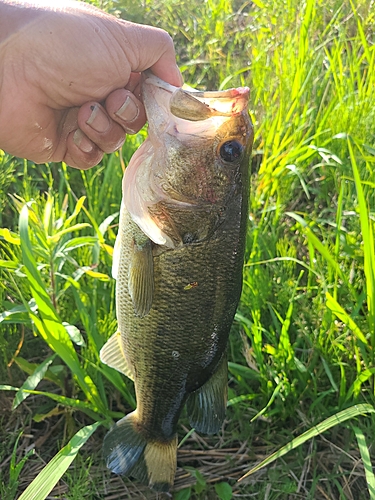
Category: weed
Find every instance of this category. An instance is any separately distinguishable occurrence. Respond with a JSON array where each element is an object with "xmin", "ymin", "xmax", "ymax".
[{"xmin": 1, "ymin": 0, "xmax": 375, "ymax": 498}]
